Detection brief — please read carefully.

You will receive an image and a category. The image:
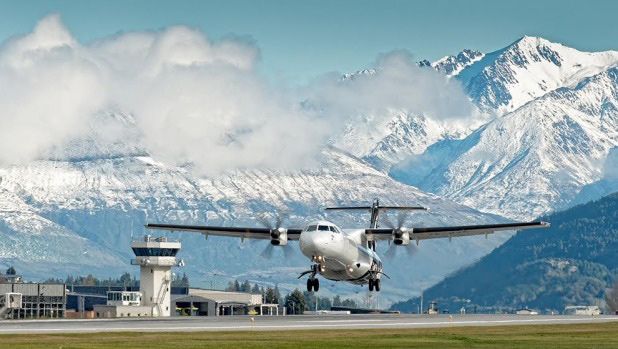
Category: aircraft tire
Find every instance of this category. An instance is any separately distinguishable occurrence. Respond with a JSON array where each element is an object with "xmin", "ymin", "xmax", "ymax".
[
  {"xmin": 307, "ymin": 278, "xmax": 313, "ymax": 292},
  {"xmin": 375, "ymin": 279, "xmax": 381, "ymax": 292},
  {"xmin": 313, "ymin": 278, "xmax": 320, "ymax": 292},
  {"xmin": 368, "ymin": 279, "xmax": 374, "ymax": 292}
]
